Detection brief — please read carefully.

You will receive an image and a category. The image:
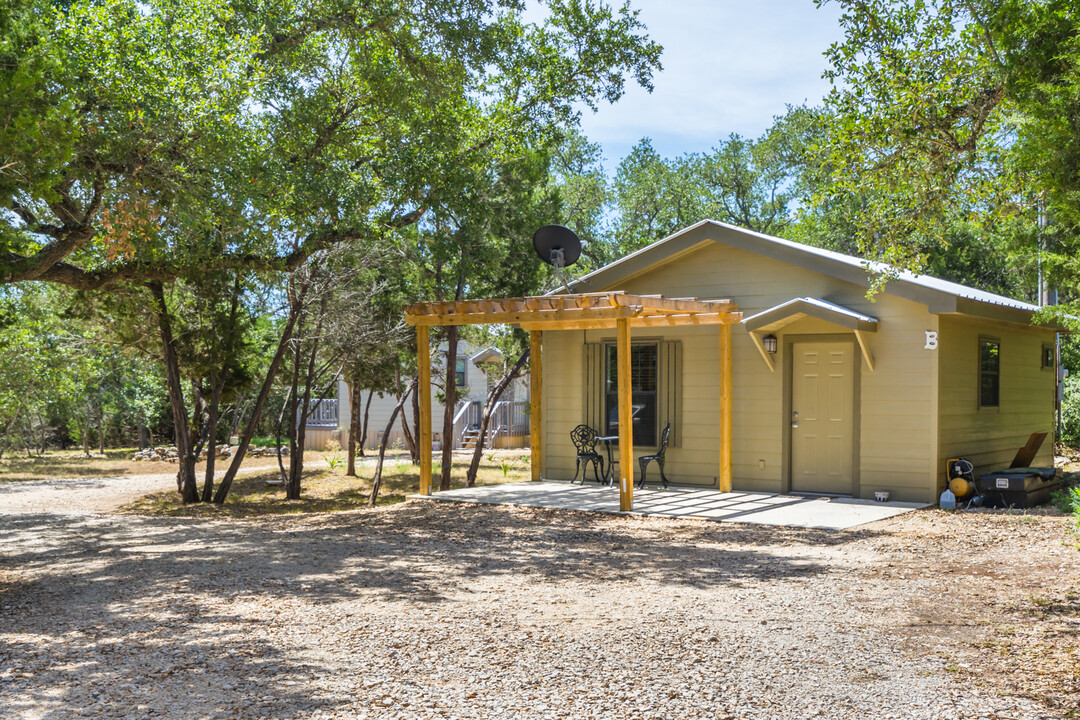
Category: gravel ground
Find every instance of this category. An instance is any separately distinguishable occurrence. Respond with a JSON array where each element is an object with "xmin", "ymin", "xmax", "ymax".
[
  {"xmin": 0, "ymin": 478, "xmax": 1077, "ymax": 719},
  {"xmin": 0, "ymin": 463, "xmax": 279, "ymax": 514}
]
